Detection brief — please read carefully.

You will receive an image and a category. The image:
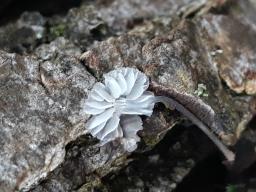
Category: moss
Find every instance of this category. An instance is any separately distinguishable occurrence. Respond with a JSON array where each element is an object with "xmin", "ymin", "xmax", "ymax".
[
  {"xmin": 77, "ymin": 175, "xmax": 108, "ymax": 192},
  {"xmin": 49, "ymin": 24, "xmax": 66, "ymax": 38},
  {"xmin": 143, "ymin": 135, "xmax": 163, "ymax": 147},
  {"xmin": 96, "ymin": 155, "xmax": 129, "ymax": 177},
  {"xmin": 226, "ymin": 185, "xmax": 237, "ymax": 192},
  {"xmin": 230, "ymin": 2, "xmax": 243, "ymax": 15}
]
